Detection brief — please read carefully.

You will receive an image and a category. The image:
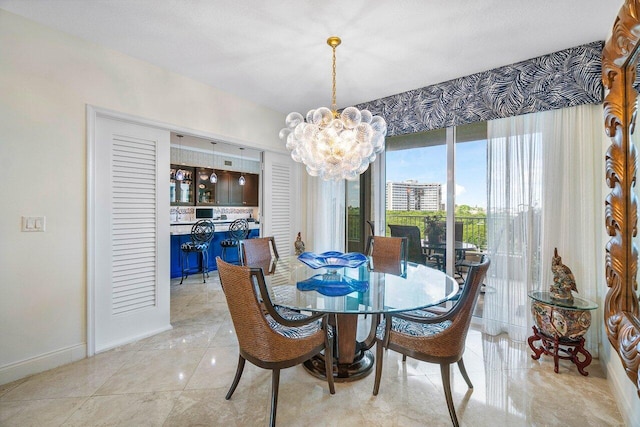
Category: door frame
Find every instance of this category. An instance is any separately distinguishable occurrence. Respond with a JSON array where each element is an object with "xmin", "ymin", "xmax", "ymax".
[{"xmin": 86, "ymin": 105, "xmax": 284, "ymax": 355}]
